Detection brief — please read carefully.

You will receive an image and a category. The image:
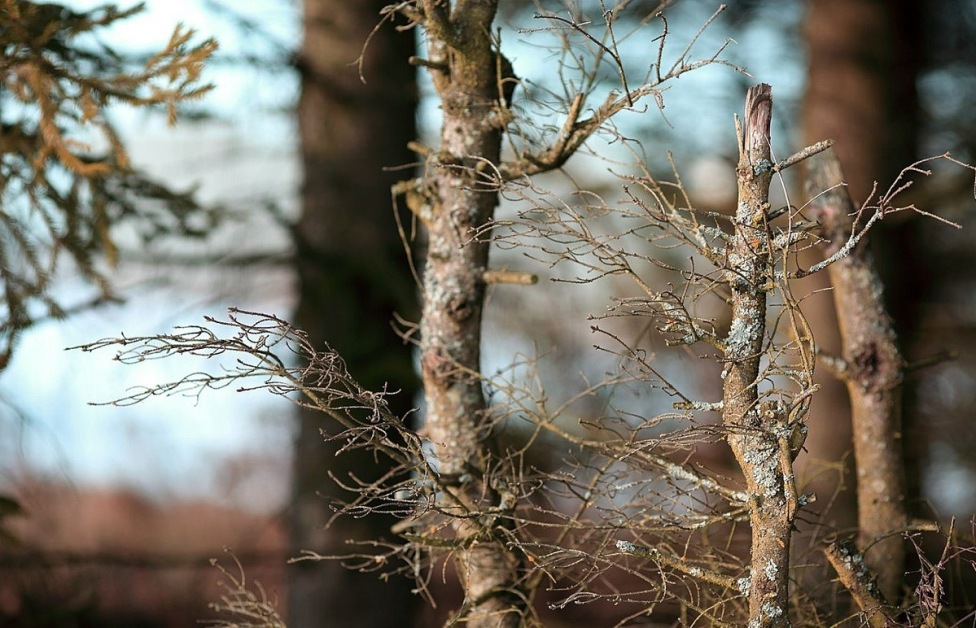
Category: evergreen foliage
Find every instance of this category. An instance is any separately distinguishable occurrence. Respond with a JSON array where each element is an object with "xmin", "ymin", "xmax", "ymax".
[{"xmin": 0, "ymin": 0, "xmax": 216, "ymax": 366}]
